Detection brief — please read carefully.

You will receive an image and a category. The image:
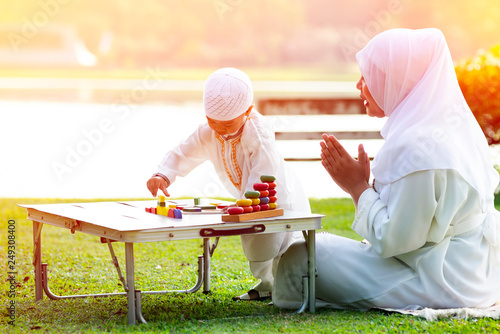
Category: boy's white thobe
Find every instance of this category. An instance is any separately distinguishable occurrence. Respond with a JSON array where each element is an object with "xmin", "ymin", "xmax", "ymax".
[{"xmin": 155, "ymin": 110, "xmax": 311, "ymax": 292}]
